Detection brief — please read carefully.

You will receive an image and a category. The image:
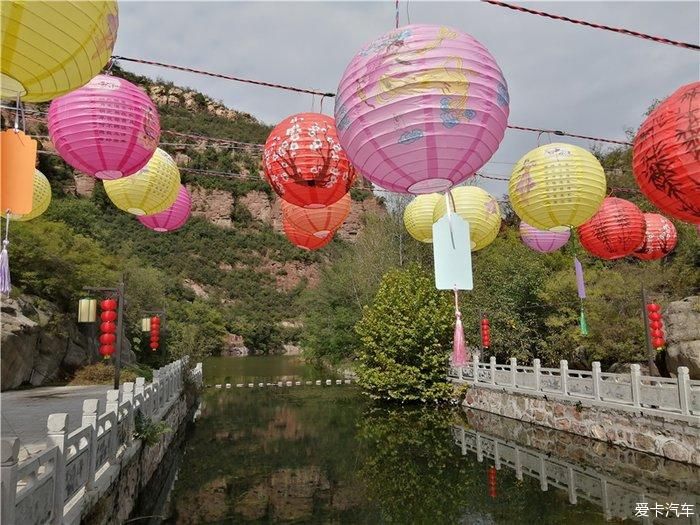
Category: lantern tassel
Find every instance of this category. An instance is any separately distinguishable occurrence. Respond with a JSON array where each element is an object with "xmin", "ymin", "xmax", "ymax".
[
  {"xmin": 452, "ymin": 288, "xmax": 468, "ymax": 367},
  {"xmin": 579, "ymin": 303, "xmax": 589, "ymax": 337},
  {"xmin": 0, "ymin": 213, "xmax": 11, "ymax": 295}
]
